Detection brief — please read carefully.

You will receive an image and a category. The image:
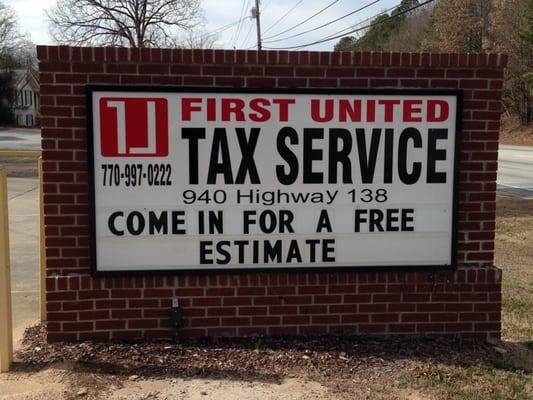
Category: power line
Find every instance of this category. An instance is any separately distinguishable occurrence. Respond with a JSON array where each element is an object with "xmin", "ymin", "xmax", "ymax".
[
  {"xmin": 262, "ymin": 0, "xmax": 274, "ymax": 12},
  {"xmin": 240, "ymin": 17, "xmax": 256, "ymax": 48},
  {"xmin": 263, "ymin": 0, "xmax": 382, "ymax": 44},
  {"xmin": 262, "ymin": 0, "xmax": 341, "ymax": 41},
  {"xmin": 303, "ymin": 0, "xmax": 427, "ymax": 43},
  {"xmin": 200, "ymin": 17, "xmax": 249, "ymax": 41},
  {"xmin": 215, "ymin": 19, "xmax": 246, "ymax": 34},
  {"xmin": 240, "ymin": 0, "xmax": 255, "ymax": 43},
  {"xmin": 243, "ymin": 0, "xmax": 264, "ymax": 50},
  {"xmin": 246, "ymin": 3, "xmax": 380, "ymax": 50},
  {"xmin": 320, "ymin": 2, "xmax": 400, "ymax": 42},
  {"xmin": 253, "ymin": 0, "xmax": 263, "ymax": 50},
  {"xmin": 231, "ymin": 1, "xmax": 248, "ymax": 47},
  {"xmin": 262, "ymin": 0, "xmax": 304, "ymax": 35},
  {"xmin": 263, "ymin": 0, "xmax": 436, "ymax": 50},
  {"xmin": 232, "ymin": 0, "xmax": 250, "ymax": 47},
  {"xmin": 266, "ymin": 0, "xmax": 435, "ymax": 50}
]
